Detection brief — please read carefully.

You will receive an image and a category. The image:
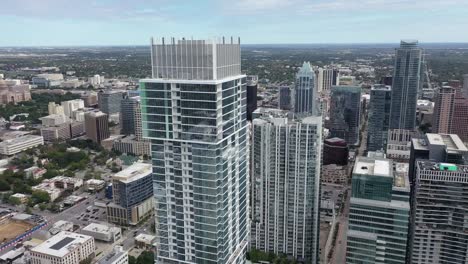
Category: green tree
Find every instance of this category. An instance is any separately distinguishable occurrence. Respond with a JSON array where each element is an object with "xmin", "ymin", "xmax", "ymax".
[
  {"xmin": 128, "ymin": 256, "xmax": 137, "ymax": 264},
  {"xmin": 136, "ymin": 251, "xmax": 154, "ymax": 264},
  {"xmin": 31, "ymin": 190, "xmax": 50, "ymax": 204},
  {"xmin": 0, "ymin": 179, "xmax": 10, "ymax": 191},
  {"xmin": 8, "ymin": 196, "xmax": 22, "ymax": 205}
]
